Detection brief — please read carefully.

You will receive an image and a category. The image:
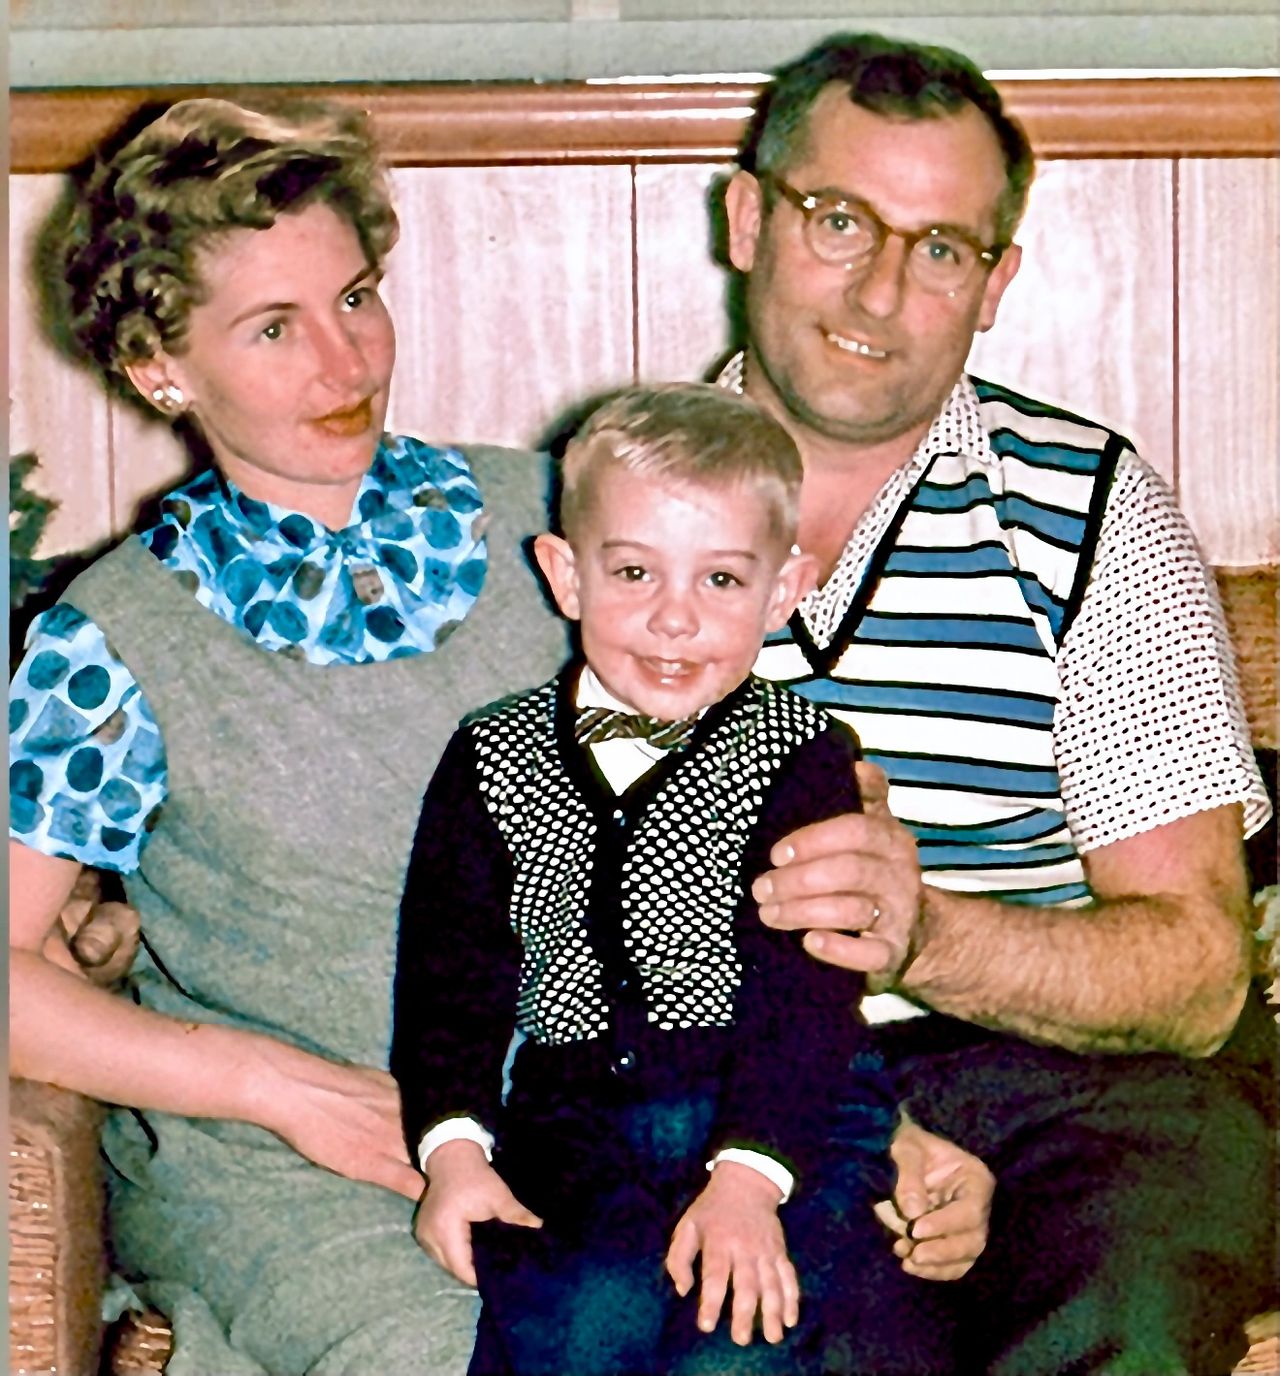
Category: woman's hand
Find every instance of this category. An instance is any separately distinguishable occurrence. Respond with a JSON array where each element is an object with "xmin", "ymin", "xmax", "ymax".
[
  {"xmin": 415, "ymin": 1141, "xmax": 542, "ymax": 1286},
  {"xmin": 247, "ymin": 1042, "xmax": 427, "ymax": 1201},
  {"xmin": 43, "ymin": 870, "xmax": 141, "ymax": 986},
  {"xmin": 666, "ymin": 1161, "xmax": 798, "ymax": 1346},
  {"xmin": 880, "ymin": 1116, "xmax": 994, "ymax": 1280}
]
